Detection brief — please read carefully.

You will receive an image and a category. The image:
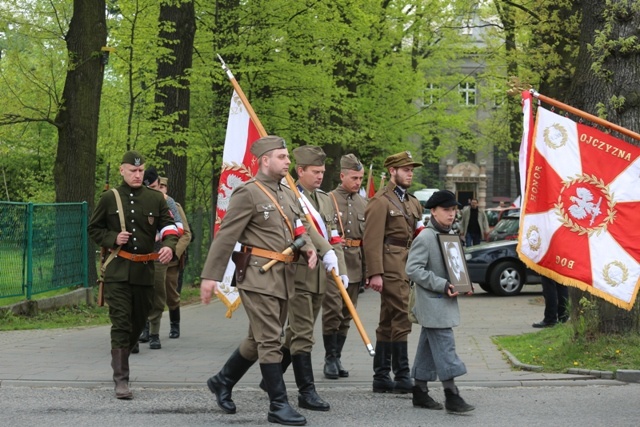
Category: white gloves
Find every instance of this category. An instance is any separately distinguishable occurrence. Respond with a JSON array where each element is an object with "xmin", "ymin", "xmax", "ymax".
[
  {"xmin": 340, "ymin": 275, "xmax": 349, "ymax": 289},
  {"xmin": 322, "ymin": 250, "xmax": 339, "ymax": 274}
]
